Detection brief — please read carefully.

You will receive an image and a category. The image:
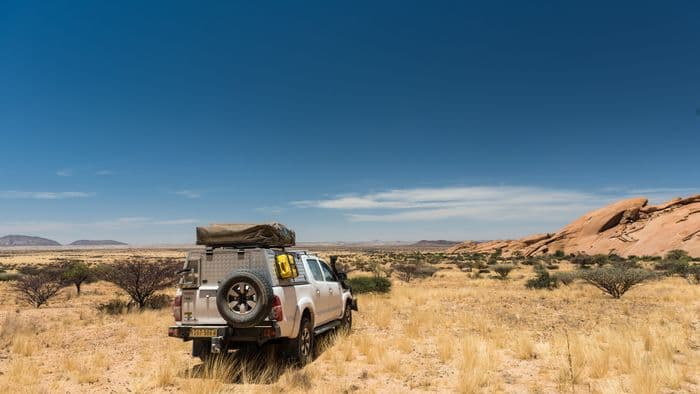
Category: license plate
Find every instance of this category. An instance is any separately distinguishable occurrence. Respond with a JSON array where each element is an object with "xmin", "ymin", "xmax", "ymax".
[{"xmin": 190, "ymin": 328, "xmax": 217, "ymax": 337}]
